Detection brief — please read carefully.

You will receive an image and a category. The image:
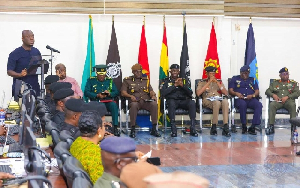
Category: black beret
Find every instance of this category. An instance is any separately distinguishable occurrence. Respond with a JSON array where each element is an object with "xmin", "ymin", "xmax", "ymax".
[
  {"xmin": 65, "ymin": 98, "xmax": 85, "ymax": 112},
  {"xmin": 205, "ymin": 66, "xmax": 217, "ymax": 72},
  {"xmin": 45, "ymin": 75, "xmax": 59, "ymax": 85},
  {"xmin": 240, "ymin": 65, "xmax": 250, "ymax": 72},
  {"xmin": 51, "ymin": 82, "xmax": 72, "ymax": 93},
  {"xmin": 279, "ymin": 67, "xmax": 288, "ymax": 73},
  {"xmin": 100, "ymin": 137, "xmax": 136, "ymax": 154},
  {"xmin": 82, "ymin": 101, "xmax": 107, "ymax": 117},
  {"xmin": 170, "ymin": 64, "xmax": 179, "ymax": 69},
  {"xmin": 53, "ymin": 88, "xmax": 74, "ymax": 100}
]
